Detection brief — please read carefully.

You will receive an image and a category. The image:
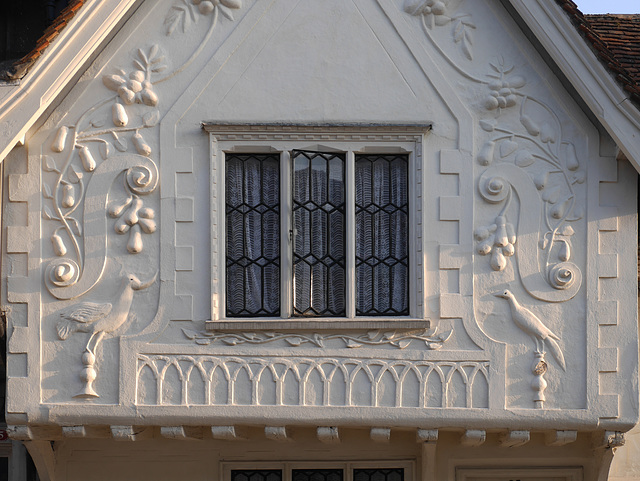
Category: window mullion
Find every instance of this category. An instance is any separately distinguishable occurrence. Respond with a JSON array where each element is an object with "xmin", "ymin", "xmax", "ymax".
[
  {"xmin": 281, "ymin": 151, "xmax": 292, "ymax": 319},
  {"xmin": 346, "ymin": 150, "xmax": 356, "ymax": 319}
]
